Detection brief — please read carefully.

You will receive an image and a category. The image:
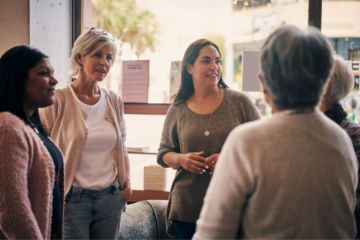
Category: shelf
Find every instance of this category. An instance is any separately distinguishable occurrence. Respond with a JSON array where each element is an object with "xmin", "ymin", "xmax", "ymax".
[
  {"xmin": 128, "ymin": 190, "xmax": 169, "ymax": 202},
  {"xmin": 124, "ymin": 103, "xmax": 170, "ymax": 115},
  {"xmin": 127, "ymin": 151, "xmax": 158, "ymax": 155}
]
